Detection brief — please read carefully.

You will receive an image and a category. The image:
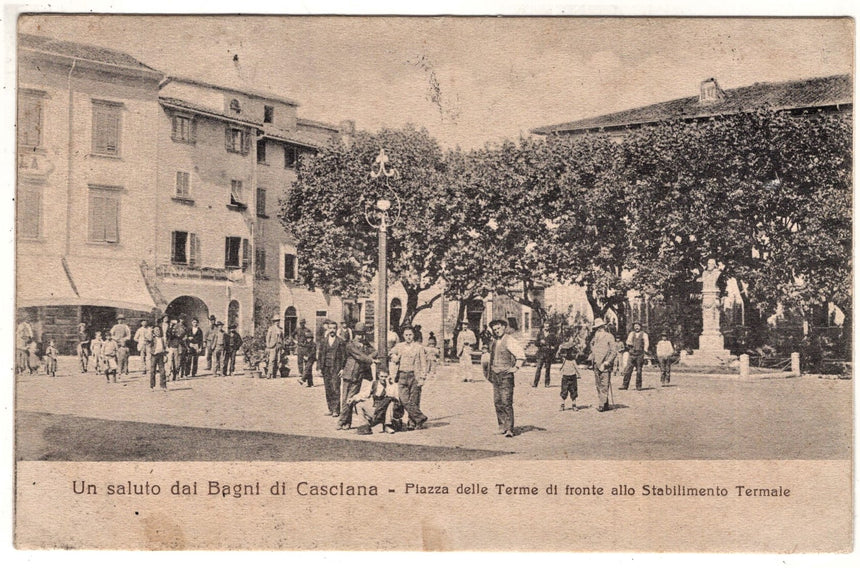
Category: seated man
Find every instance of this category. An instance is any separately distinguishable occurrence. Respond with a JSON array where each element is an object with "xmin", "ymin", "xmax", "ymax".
[{"xmin": 349, "ymin": 373, "xmax": 402, "ymax": 435}]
